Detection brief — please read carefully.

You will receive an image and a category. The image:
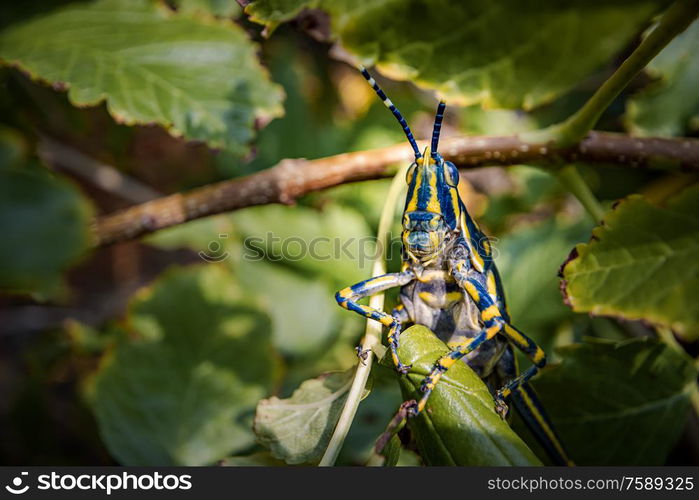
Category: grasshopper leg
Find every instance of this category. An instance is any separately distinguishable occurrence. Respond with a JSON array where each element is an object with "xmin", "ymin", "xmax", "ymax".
[
  {"xmin": 412, "ymin": 267, "xmax": 547, "ymax": 417},
  {"xmin": 493, "ymin": 346, "xmax": 573, "ymax": 465},
  {"xmin": 336, "ymin": 271, "xmax": 415, "ymax": 373}
]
